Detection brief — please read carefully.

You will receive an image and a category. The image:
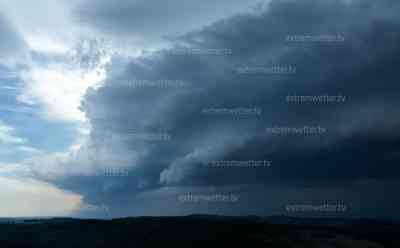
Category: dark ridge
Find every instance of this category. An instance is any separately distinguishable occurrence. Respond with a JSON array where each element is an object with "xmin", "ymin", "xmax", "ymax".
[{"xmin": 1, "ymin": 216, "xmax": 398, "ymax": 248}]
